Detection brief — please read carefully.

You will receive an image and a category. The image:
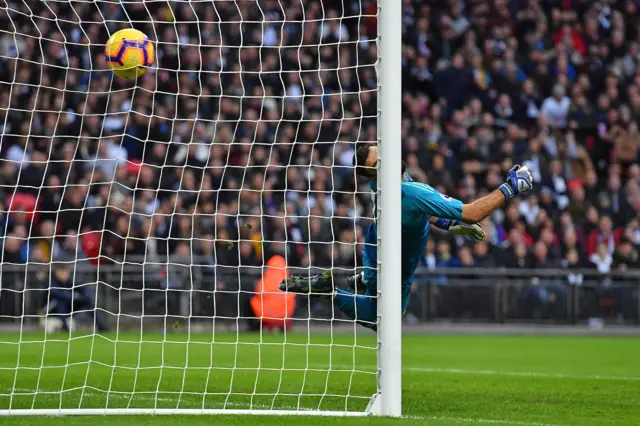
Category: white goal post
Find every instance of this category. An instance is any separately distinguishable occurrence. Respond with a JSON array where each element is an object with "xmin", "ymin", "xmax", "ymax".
[
  {"xmin": 0, "ymin": 0, "xmax": 401, "ymax": 417},
  {"xmin": 376, "ymin": 0, "xmax": 402, "ymax": 417}
]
